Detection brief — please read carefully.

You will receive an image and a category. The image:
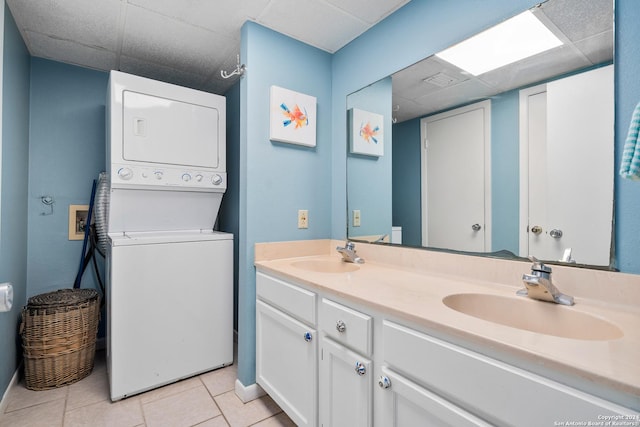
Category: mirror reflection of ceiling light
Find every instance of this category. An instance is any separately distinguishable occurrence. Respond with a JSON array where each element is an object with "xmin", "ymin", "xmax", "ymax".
[{"xmin": 435, "ymin": 10, "xmax": 563, "ymax": 76}]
